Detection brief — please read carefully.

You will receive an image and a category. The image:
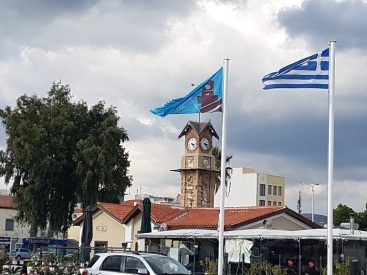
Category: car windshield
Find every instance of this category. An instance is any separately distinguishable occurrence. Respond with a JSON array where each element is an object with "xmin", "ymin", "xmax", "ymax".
[{"xmin": 144, "ymin": 256, "xmax": 190, "ymax": 275}]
